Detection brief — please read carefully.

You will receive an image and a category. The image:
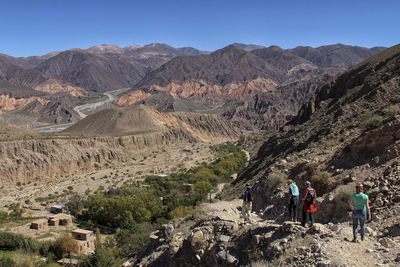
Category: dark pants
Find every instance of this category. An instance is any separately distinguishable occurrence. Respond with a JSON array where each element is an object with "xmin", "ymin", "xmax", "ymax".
[
  {"xmin": 302, "ymin": 210, "xmax": 315, "ymax": 226},
  {"xmin": 288, "ymin": 196, "xmax": 299, "ymax": 222}
]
